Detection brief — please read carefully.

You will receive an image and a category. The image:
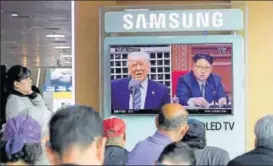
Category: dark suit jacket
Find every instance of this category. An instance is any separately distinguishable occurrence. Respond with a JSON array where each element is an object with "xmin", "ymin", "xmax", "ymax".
[
  {"xmin": 111, "ymin": 77, "xmax": 170, "ymax": 110},
  {"xmin": 227, "ymin": 147, "xmax": 273, "ymax": 166},
  {"xmin": 176, "ymin": 71, "xmax": 227, "ymax": 106}
]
